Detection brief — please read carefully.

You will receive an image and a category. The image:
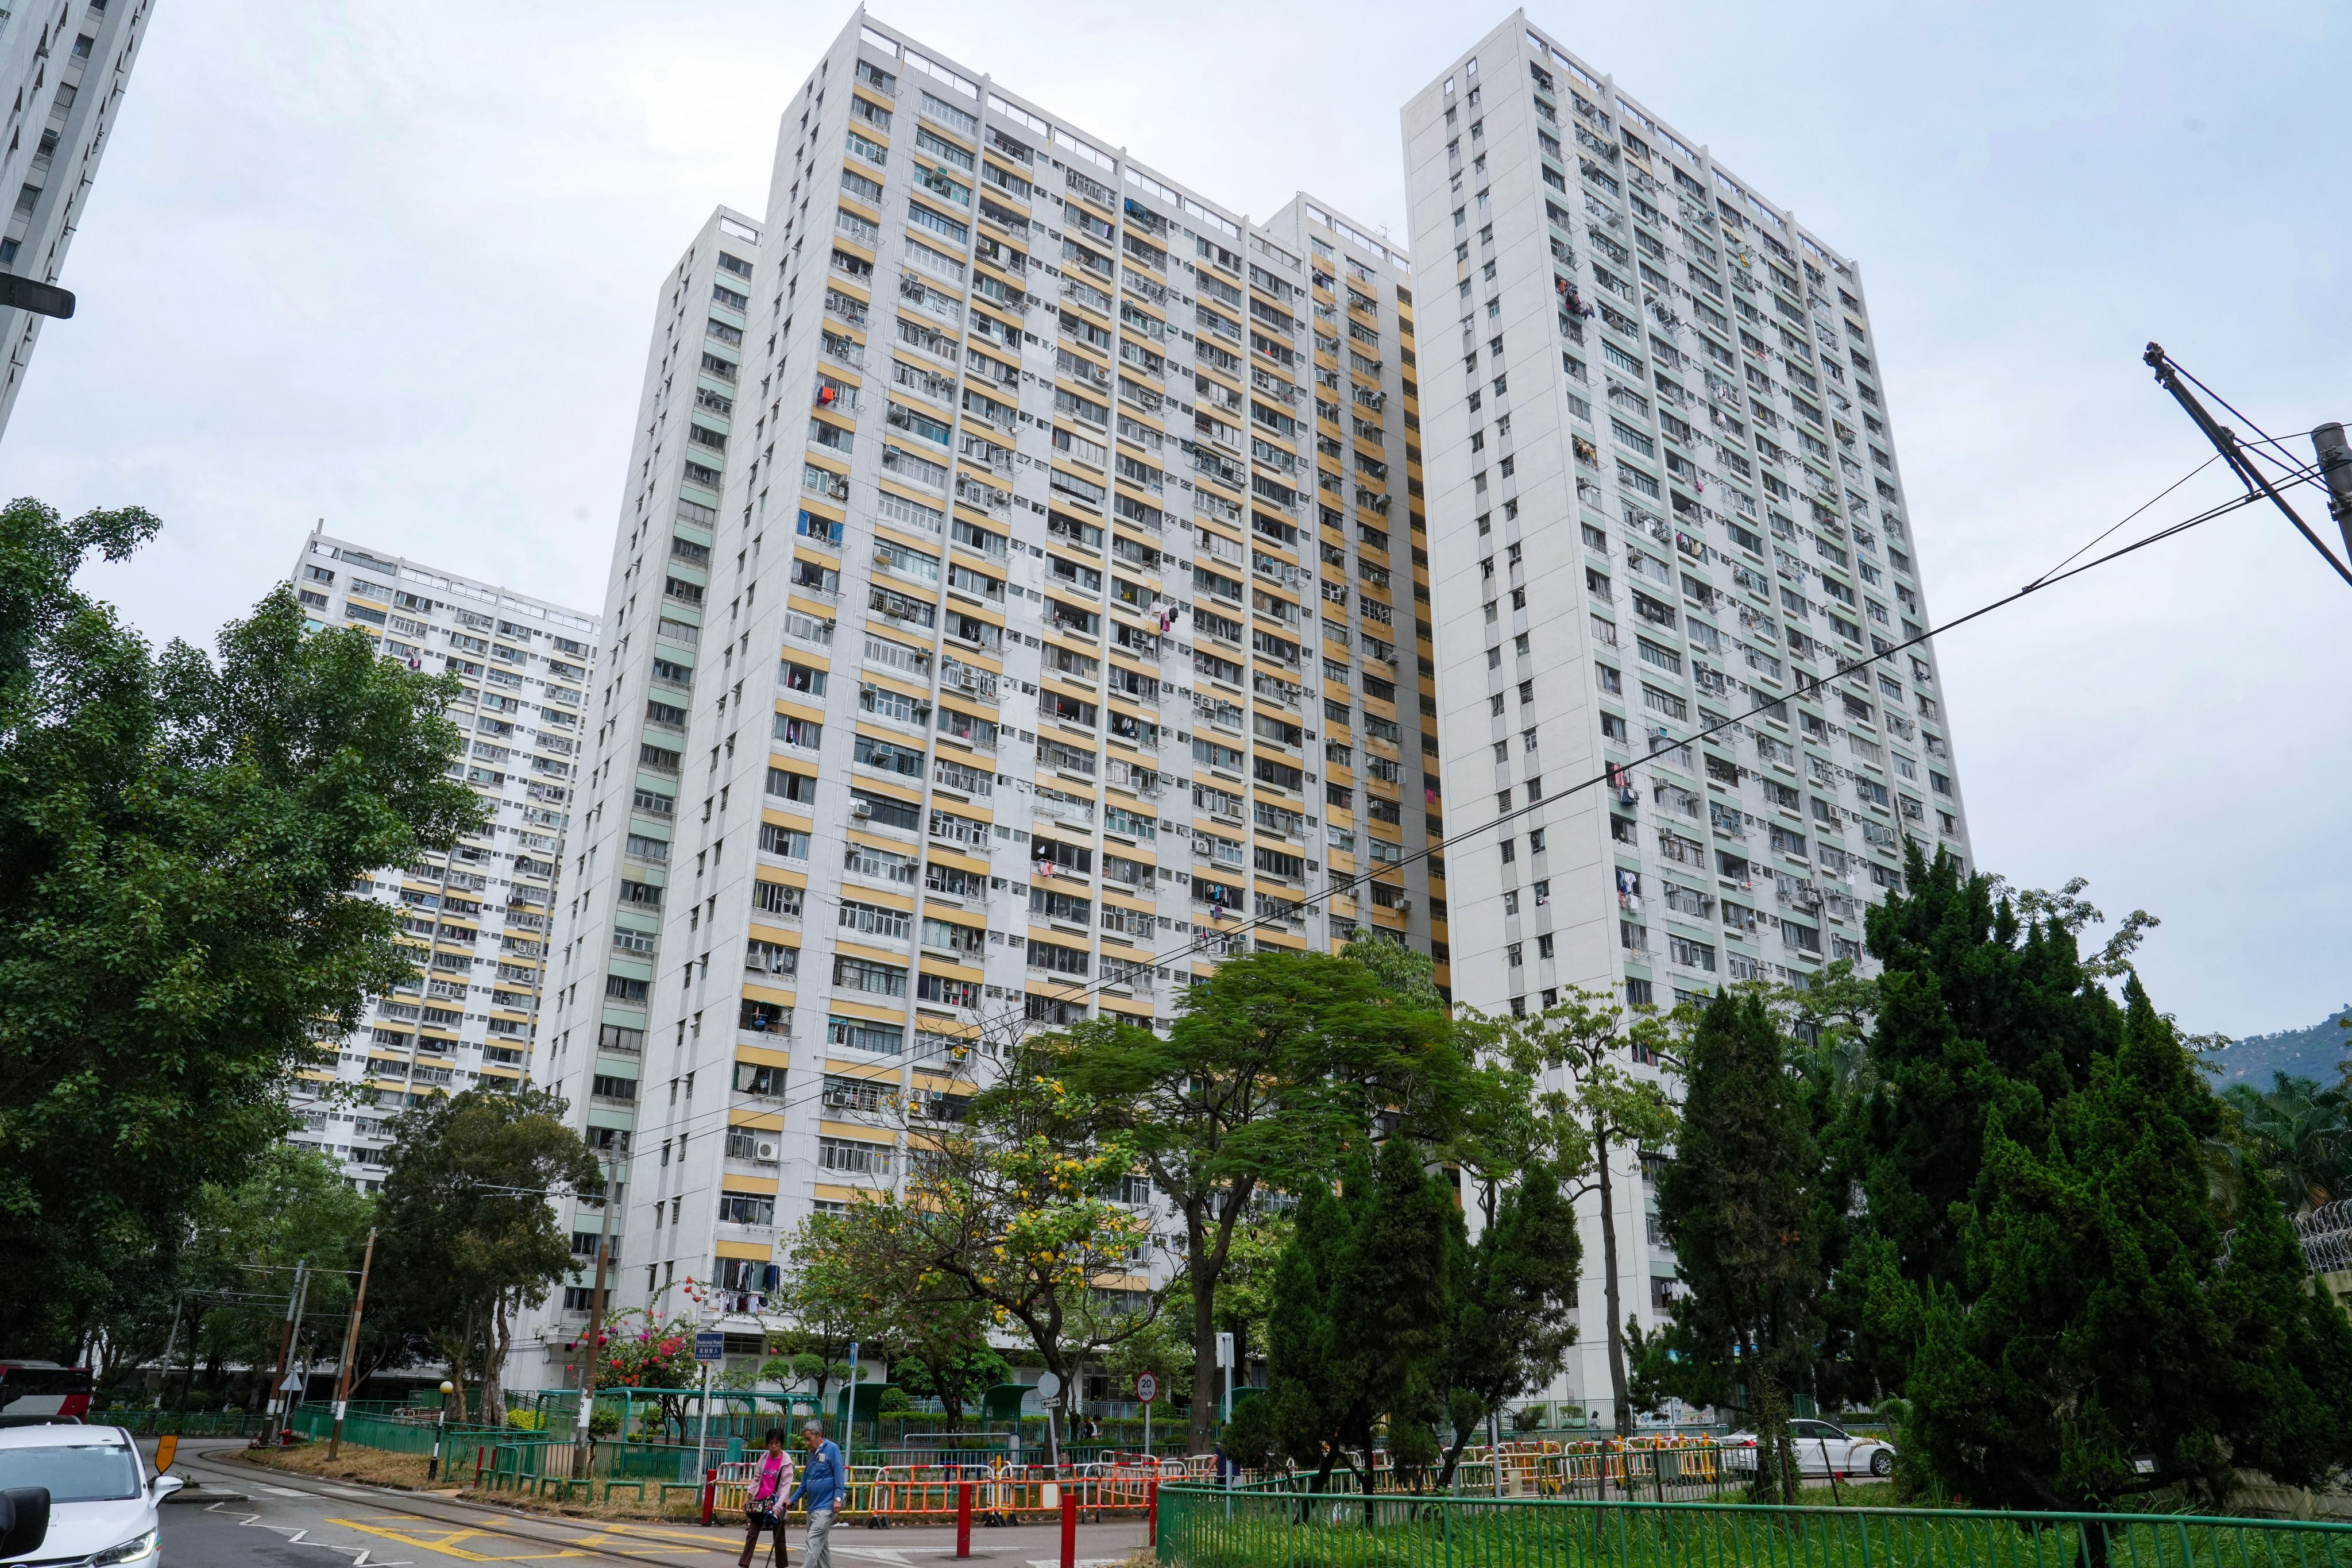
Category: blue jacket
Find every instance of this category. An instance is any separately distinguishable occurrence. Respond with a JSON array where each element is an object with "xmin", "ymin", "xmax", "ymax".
[{"xmin": 790, "ymin": 1439, "xmax": 844, "ymax": 1511}]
